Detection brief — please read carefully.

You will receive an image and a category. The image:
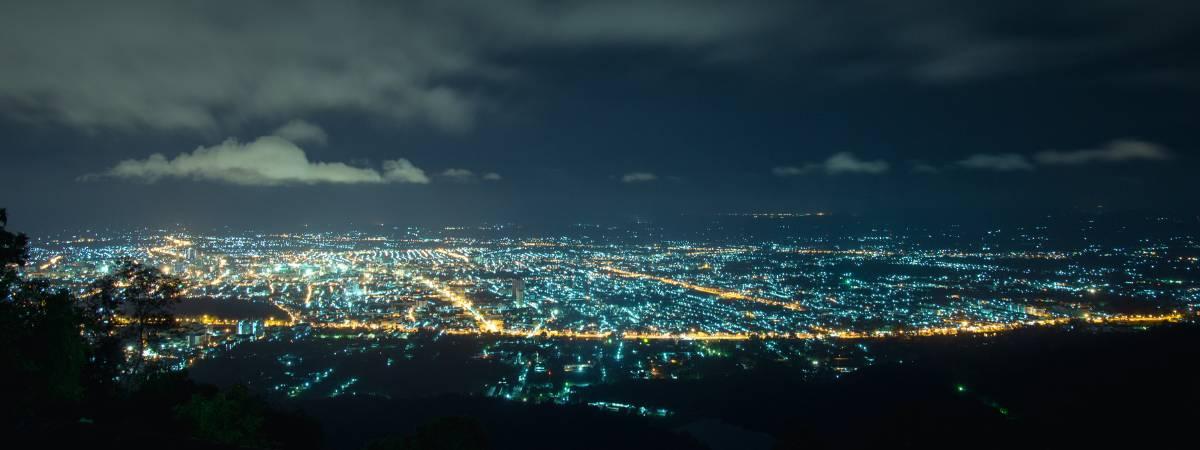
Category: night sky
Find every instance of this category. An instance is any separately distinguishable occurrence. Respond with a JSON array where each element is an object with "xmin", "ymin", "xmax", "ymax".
[{"xmin": 2, "ymin": 0, "xmax": 1197, "ymax": 233}]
